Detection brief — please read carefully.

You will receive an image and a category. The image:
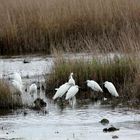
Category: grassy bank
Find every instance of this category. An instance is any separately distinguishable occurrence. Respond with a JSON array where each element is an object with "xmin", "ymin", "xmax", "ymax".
[
  {"xmin": 0, "ymin": 0, "xmax": 140, "ymax": 55},
  {"xmin": 0, "ymin": 80, "xmax": 22, "ymax": 109},
  {"xmin": 45, "ymin": 53, "xmax": 140, "ymax": 106}
]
